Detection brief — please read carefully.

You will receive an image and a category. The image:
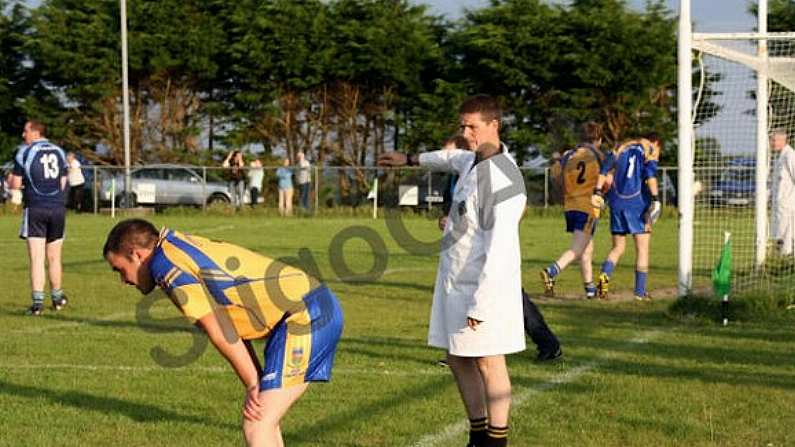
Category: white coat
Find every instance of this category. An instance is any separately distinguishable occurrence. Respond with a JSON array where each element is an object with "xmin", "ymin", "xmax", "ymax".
[
  {"xmin": 771, "ymin": 144, "xmax": 795, "ymax": 254},
  {"xmin": 419, "ymin": 147, "xmax": 526, "ymax": 357}
]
